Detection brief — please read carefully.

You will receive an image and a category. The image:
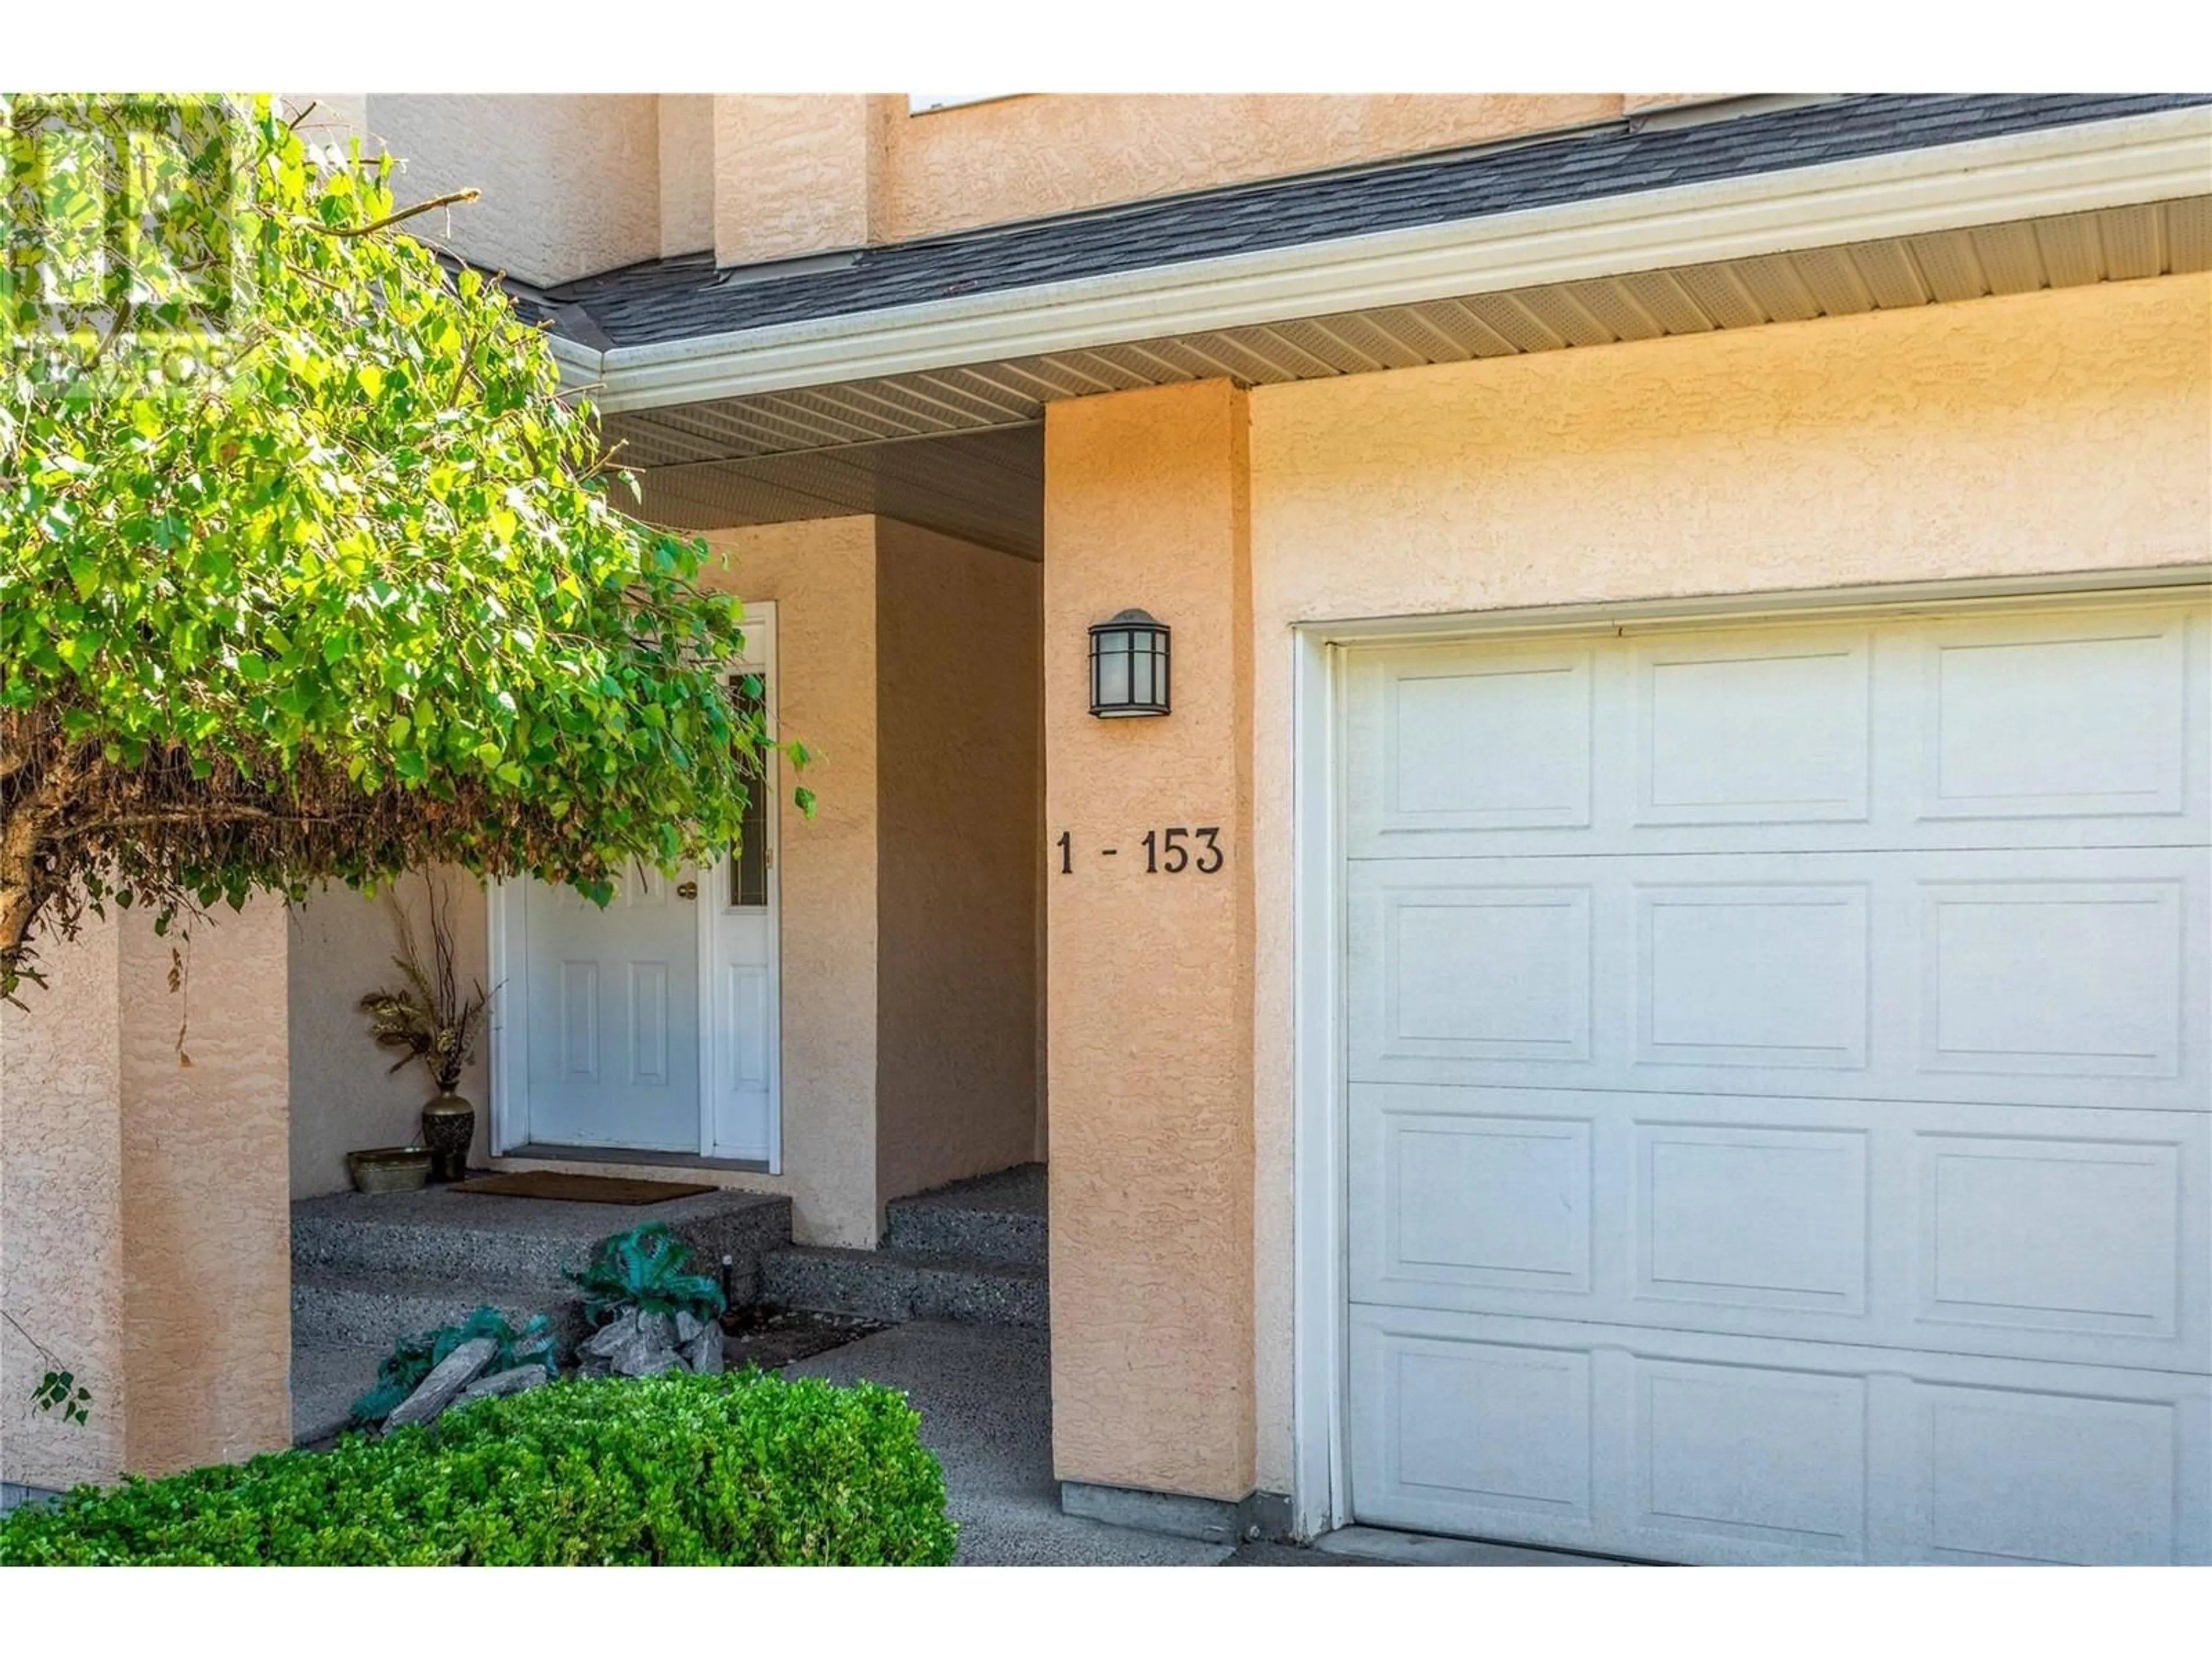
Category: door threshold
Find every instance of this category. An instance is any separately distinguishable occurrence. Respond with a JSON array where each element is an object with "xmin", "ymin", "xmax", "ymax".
[{"xmin": 501, "ymin": 1142, "xmax": 771, "ymax": 1175}]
